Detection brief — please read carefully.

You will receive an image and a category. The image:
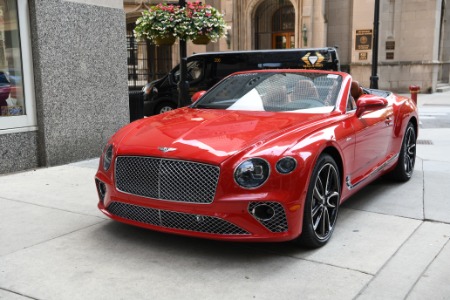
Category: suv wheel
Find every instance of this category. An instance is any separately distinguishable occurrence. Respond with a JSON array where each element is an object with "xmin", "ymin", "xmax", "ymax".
[{"xmin": 155, "ymin": 102, "xmax": 176, "ymax": 114}]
